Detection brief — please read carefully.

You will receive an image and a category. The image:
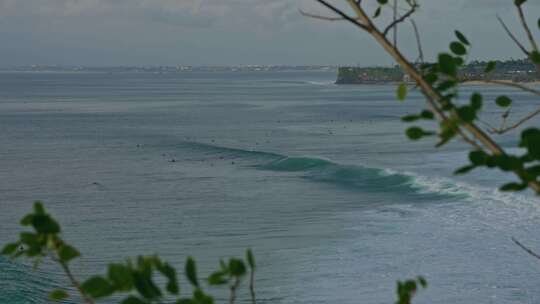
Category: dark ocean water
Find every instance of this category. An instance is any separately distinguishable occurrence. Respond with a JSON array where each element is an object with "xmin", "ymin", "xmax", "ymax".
[{"xmin": 0, "ymin": 71, "xmax": 539, "ymax": 304}]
